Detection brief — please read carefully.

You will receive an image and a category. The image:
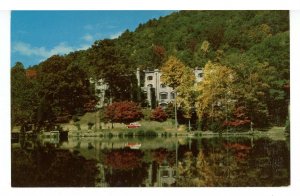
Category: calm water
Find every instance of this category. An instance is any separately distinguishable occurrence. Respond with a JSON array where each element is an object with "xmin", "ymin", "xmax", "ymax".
[{"xmin": 11, "ymin": 135, "xmax": 290, "ymax": 187}]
